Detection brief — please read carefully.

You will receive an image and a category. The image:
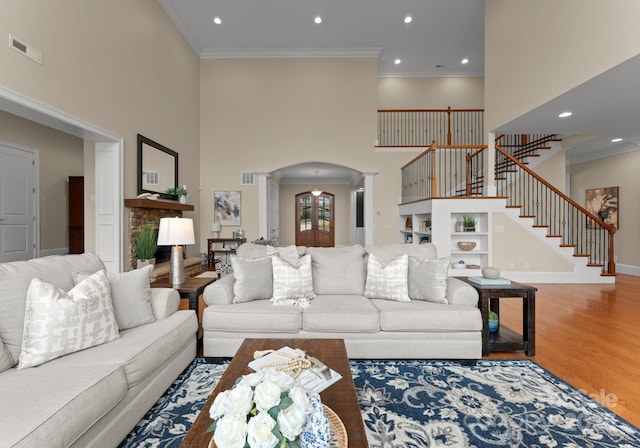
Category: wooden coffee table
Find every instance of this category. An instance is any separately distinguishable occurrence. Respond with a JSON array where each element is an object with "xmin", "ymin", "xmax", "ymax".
[{"xmin": 180, "ymin": 338, "xmax": 368, "ymax": 448}]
